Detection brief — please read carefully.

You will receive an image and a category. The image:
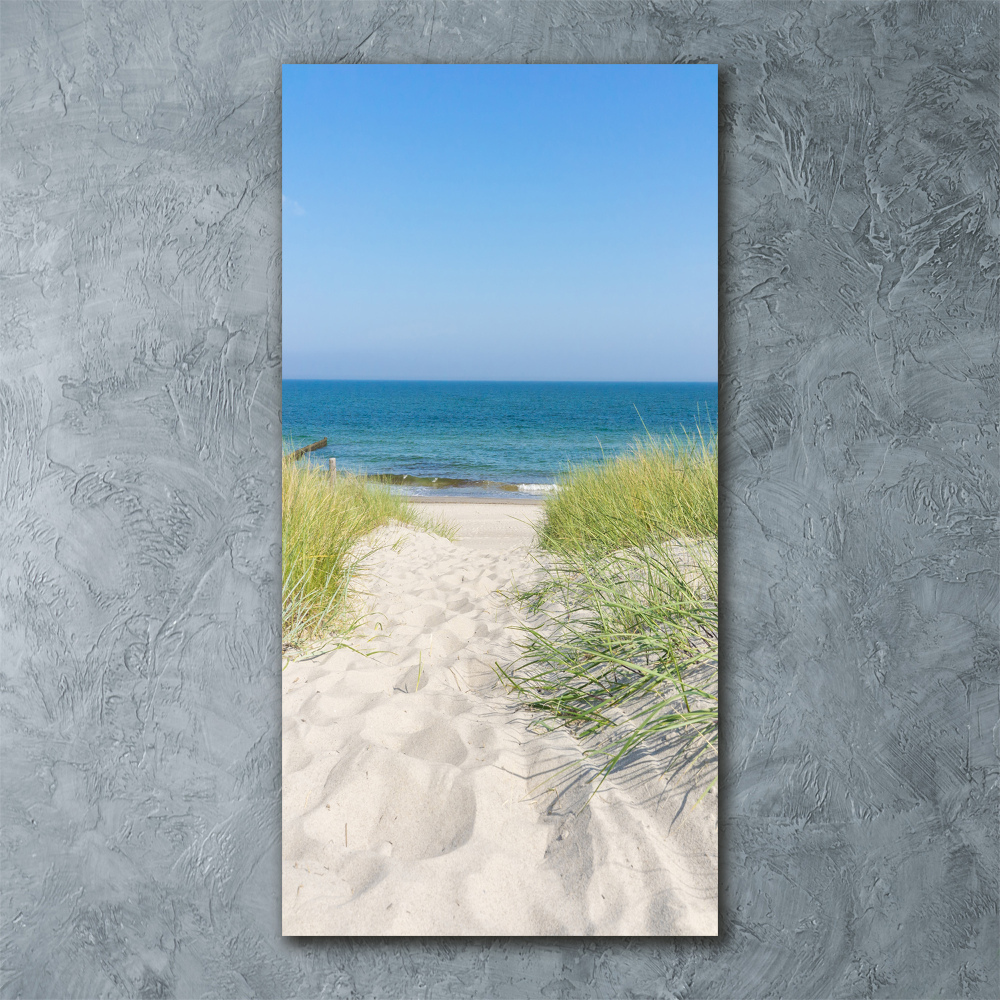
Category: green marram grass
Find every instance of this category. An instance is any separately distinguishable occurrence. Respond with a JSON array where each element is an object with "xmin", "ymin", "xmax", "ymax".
[
  {"xmin": 498, "ymin": 429, "xmax": 719, "ymax": 796},
  {"xmin": 282, "ymin": 453, "xmax": 451, "ymax": 658},
  {"xmin": 539, "ymin": 428, "xmax": 717, "ymax": 552}
]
